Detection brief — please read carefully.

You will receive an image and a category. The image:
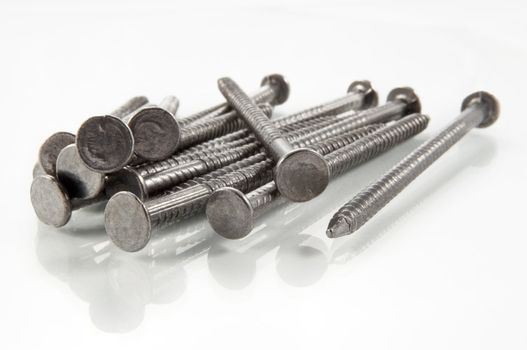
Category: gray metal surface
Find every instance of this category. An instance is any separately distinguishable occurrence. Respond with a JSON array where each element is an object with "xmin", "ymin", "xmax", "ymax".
[
  {"xmin": 326, "ymin": 91, "xmax": 499, "ymax": 238},
  {"xmin": 206, "ymin": 114, "xmax": 430, "ymax": 239},
  {"xmin": 159, "ymin": 95, "xmax": 180, "ymax": 116},
  {"xmin": 218, "ymin": 77, "xmax": 330, "ymax": 202},
  {"xmin": 271, "ymin": 80, "xmax": 378, "ymax": 128},
  {"xmin": 113, "ymin": 99, "xmax": 384, "ymax": 200},
  {"xmin": 56, "ymin": 144, "xmax": 105, "ymax": 199},
  {"xmin": 38, "ymin": 131, "xmax": 76, "ymax": 175},
  {"xmin": 105, "ymin": 142, "xmax": 261, "ymax": 199},
  {"xmin": 283, "ymin": 87, "xmax": 418, "ymax": 143},
  {"xmin": 30, "ymin": 175, "xmax": 105, "ymax": 227},
  {"xmin": 33, "ymin": 162, "xmax": 46, "ymax": 178},
  {"xmin": 104, "ymin": 97, "xmax": 421, "ymax": 251},
  {"xmin": 178, "ymin": 74, "xmax": 290, "ymax": 126},
  {"xmin": 177, "ymin": 103, "xmax": 274, "ymax": 151},
  {"xmin": 128, "ymin": 96, "xmax": 180, "ymax": 161},
  {"xmin": 31, "ymin": 175, "xmax": 73, "ymax": 227},
  {"xmin": 77, "ymin": 77, "xmax": 284, "ymax": 174},
  {"xmin": 131, "ymin": 97, "xmax": 374, "ymax": 179},
  {"xmin": 76, "ymin": 96, "xmax": 149, "ymax": 173},
  {"xmin": 105, "ymin": 156, "xmax": 273, "ymax": 252},
  {"xmin": 105, "ymin": 120, "xmax": 391, "ymax": 251}
]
